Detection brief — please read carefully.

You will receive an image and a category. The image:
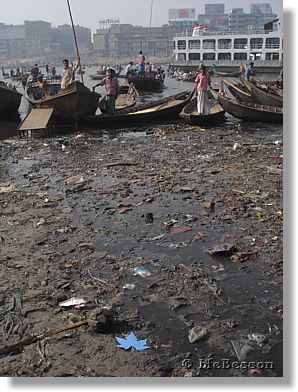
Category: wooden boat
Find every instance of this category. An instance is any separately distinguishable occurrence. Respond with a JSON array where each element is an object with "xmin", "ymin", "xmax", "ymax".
[
  {"xmin": 98, "ymin": 83, "xmax": 139, "ymax": 113},
  {"xmin": 180, "ymin": 96, "xmax": 225, "ymax": 126},
  {"xmin": 0, "ymin": 81, "xmax": 22, "ymax": 118},
  {"xmin": 214, "ymin": 92, "xmax": 282, "ymax": 124},
  {"xmin": 214, "ymin": 71, "xmax": 242, "ymax": 78},
  {"xmin": 86, "ymin": 90, "xmax": 194, "ymax": 126},
  {"xmin": 11, "ymin": 75, "xmax": 25, "ymax": 81},
  {"xmin": 176, "ymin": 74, "xmax": 196, "ymax": 82},
  {"xmin": 126, "ymin": 72, "xmax": 164, "ymax": 91},
  {"xmin": 89, "ymin": 71, "xmax": 120, "ymax": 80},
  {"xmin": 239, "ymin": 76, "xmax": 253, "ymax": 92},
  {"xmin": 222, "ymin": 78, "xmax": 253, "ymax": 103},
  {"xmin": 250, "ymin": 83, "xmax": 283, "ymax": 107},
  {"xmin": 24, "ymin": 80, "xmax": 101, "ymax": 124}
]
